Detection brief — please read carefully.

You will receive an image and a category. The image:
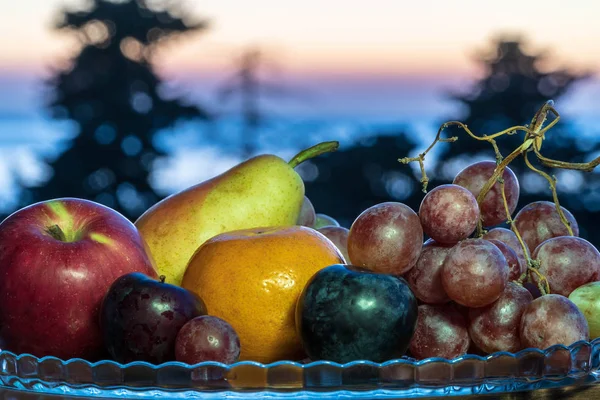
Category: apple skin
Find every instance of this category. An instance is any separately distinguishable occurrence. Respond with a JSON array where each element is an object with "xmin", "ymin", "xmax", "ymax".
[
  {"xmin": 295, "ymin": 264, "xmax": 418, "ymax": 363},
  {"xmin": 100, "ymin": 272, "xmax": 208, "ymax": 364},
  {"xmin": 0, "ymin": 198, "xmax": 158, "ymax": 360}
]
